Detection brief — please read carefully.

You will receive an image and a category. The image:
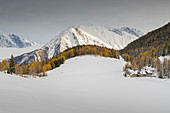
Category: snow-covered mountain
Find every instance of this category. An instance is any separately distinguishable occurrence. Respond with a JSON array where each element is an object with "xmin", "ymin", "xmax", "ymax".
[
  {"xmin": 0, "ymin": 44, "xmax": 43, "ymax": 62},
  {"xmin": 0, "ymin": 33, "xmax": 37, "ymax": 48},
  {"xmin": 120, "ymin": 27, "xmax": 144, "ymax": 37},
  {"xmin": 14, "ymin": 25, "xmax": 143, "ymax": 65},
  {"xmin": 44, "ymin": 25, "xmax": 143, "ymax": 58}
]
